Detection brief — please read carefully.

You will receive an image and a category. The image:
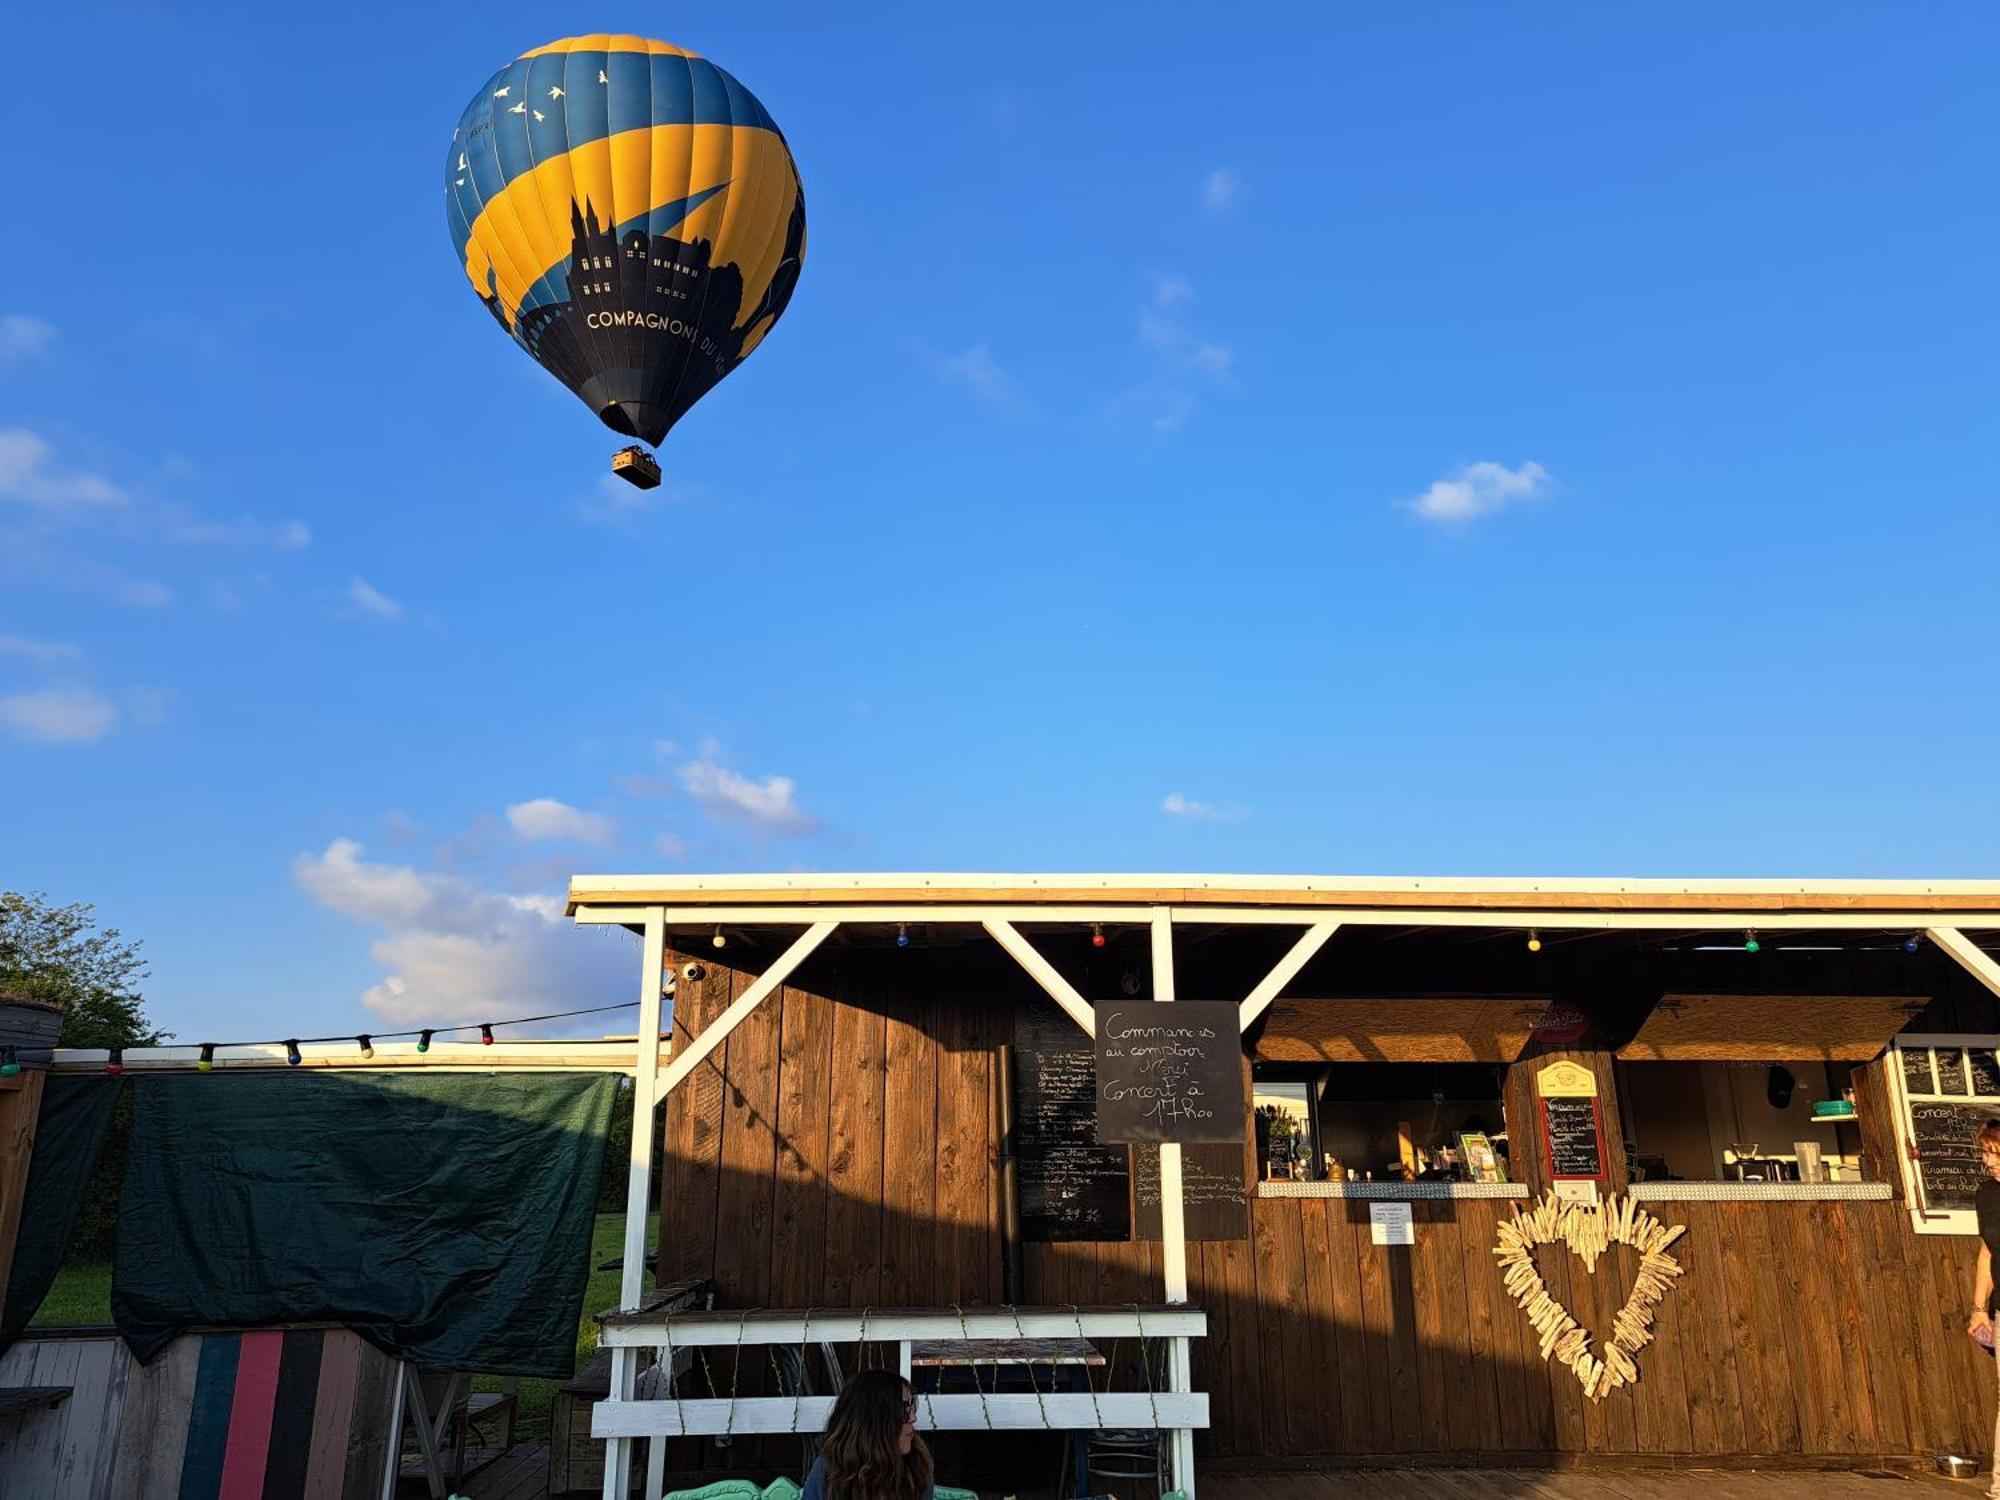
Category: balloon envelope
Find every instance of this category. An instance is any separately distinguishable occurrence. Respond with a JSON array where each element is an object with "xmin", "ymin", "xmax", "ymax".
[{"xmin": 446, "ymin": 35, "xmax": 806, "ymax": 446}]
